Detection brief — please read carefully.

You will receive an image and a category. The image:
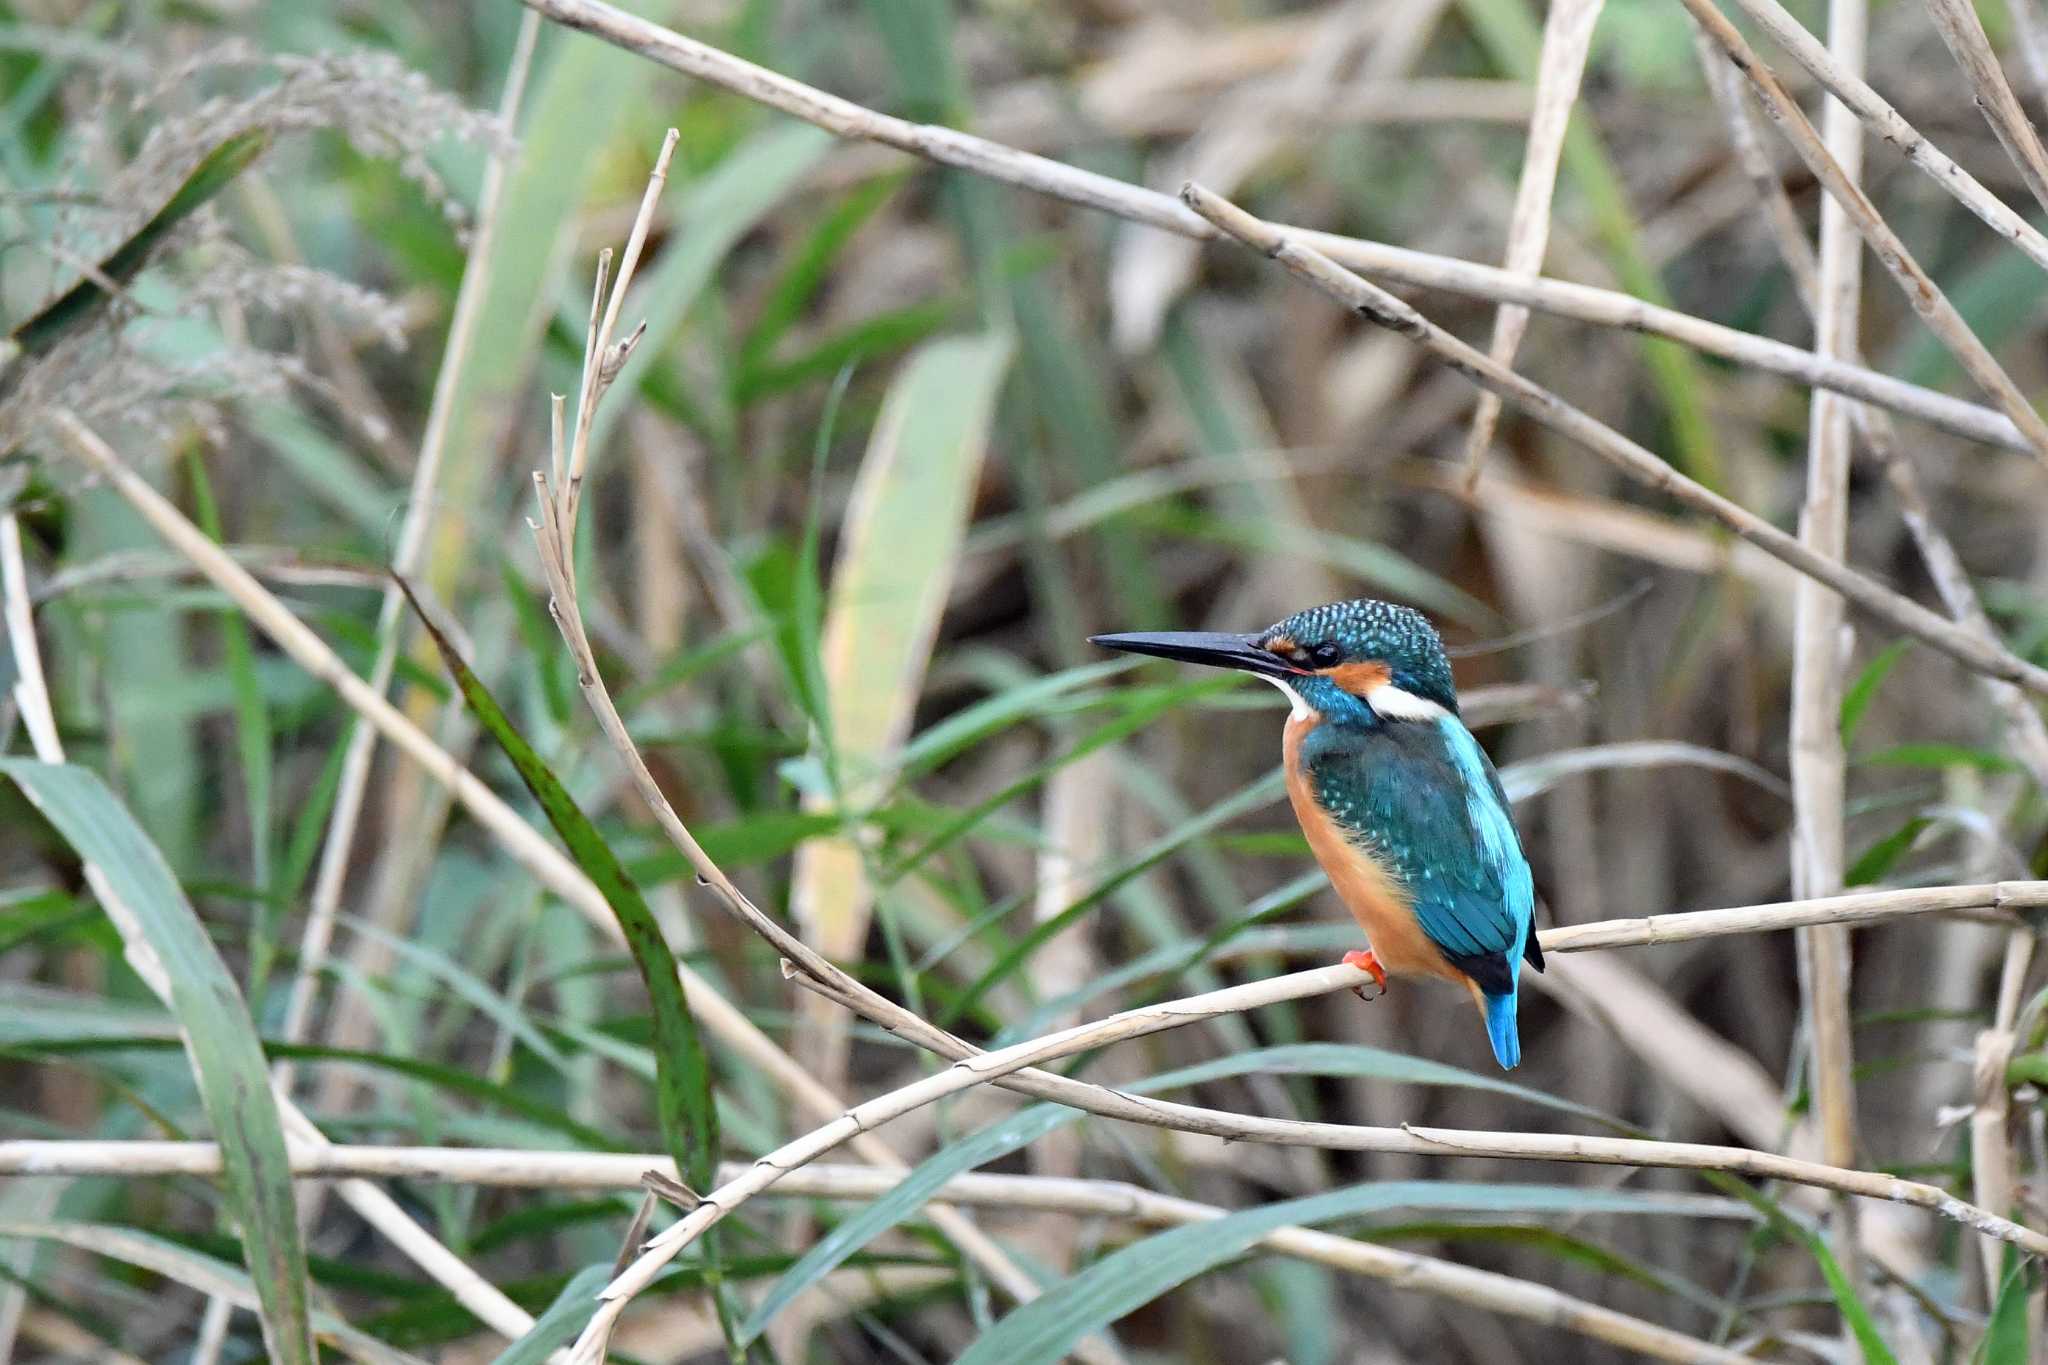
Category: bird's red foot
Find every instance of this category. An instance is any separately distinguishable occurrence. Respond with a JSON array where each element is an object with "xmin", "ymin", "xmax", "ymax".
[{"xmin": 1342, "ymin": 948, "xmax": 1388, "ymax": 999}]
